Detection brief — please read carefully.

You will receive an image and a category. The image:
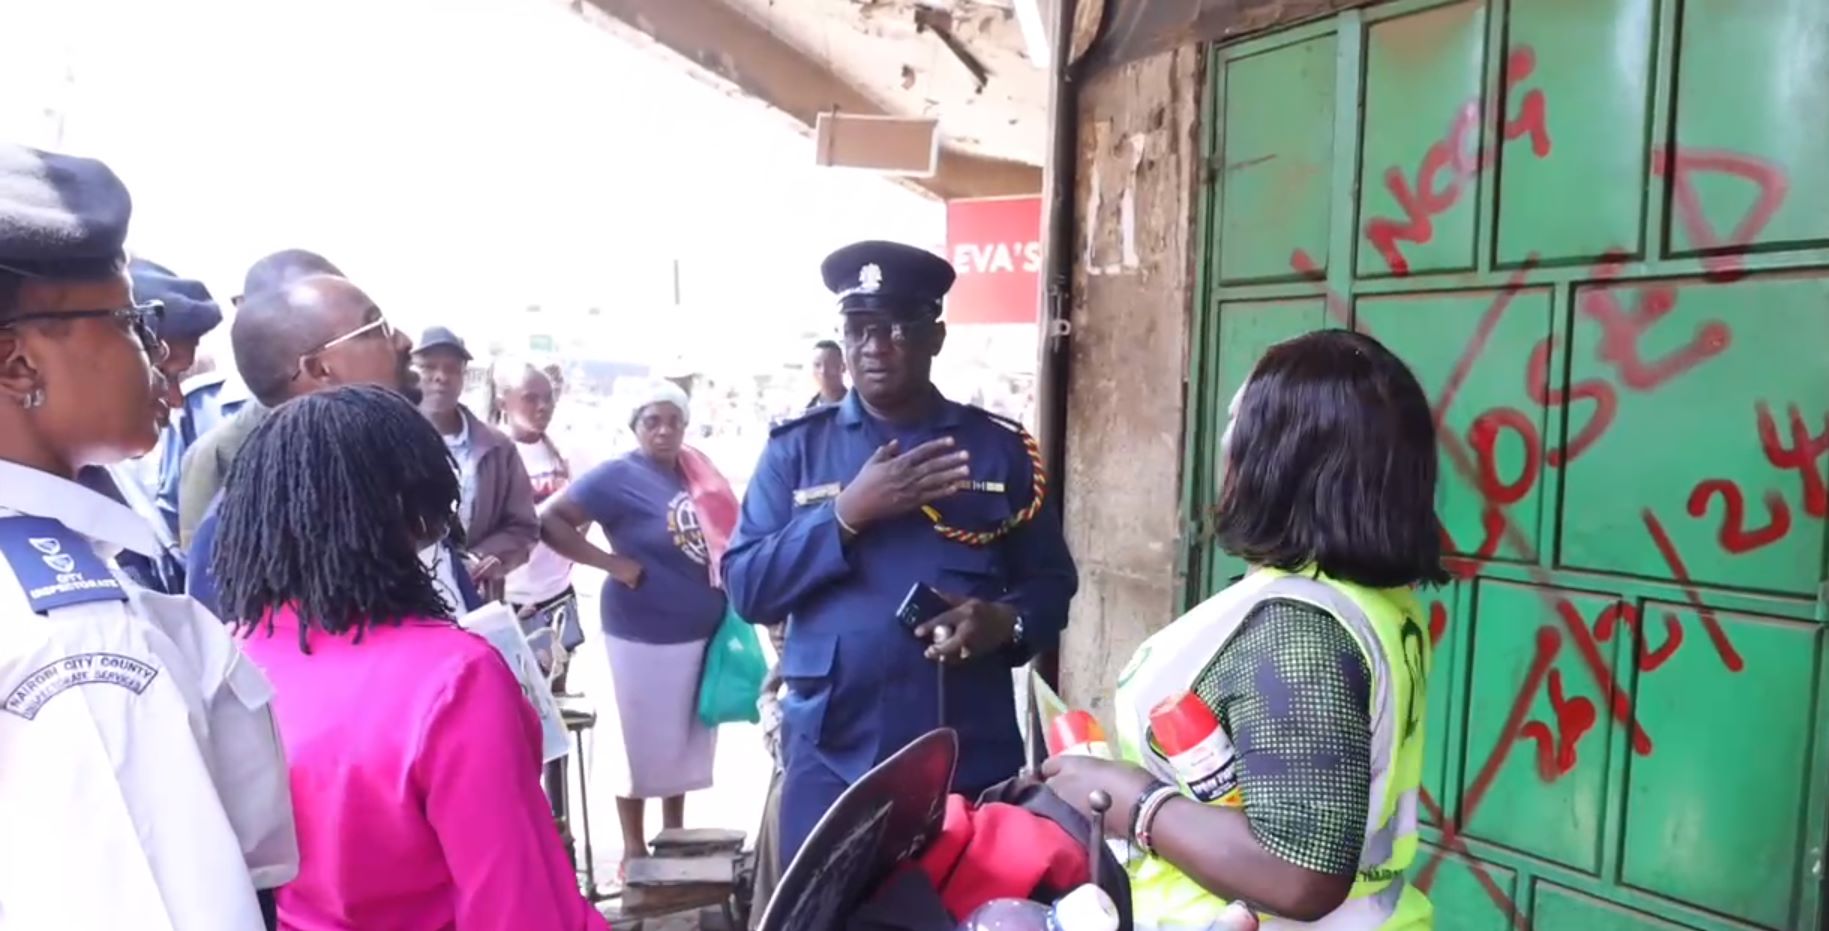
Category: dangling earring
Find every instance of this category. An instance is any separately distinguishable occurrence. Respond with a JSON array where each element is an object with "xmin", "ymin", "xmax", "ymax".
[{"xmin": 21, "ymin": 387, "xmax": 44, "ymax": 410}]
